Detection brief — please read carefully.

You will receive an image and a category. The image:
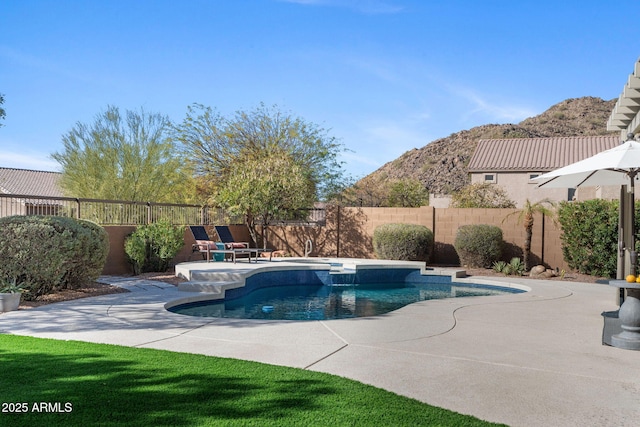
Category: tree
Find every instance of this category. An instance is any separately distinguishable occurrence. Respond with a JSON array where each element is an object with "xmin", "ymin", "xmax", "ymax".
[
  {"xmin": 450, "ymin": 183, "xmax": 516, "ymax": 208},
  {"xmin": 52, "ymin": 106, "xmax": 196, "ymax": 203},
  {"xmin": 217, "ymin": 149, "xmax": 315, "ymax": 247},
  {"xmin": 341, "ymin": 174, "xmax": 388, "ymax": 206},
  {"xmin": 0, "ymin": 93, "xmax": 5, "ymax": 127},
  {"xmin": 340, "ymin": 176, "xmax": 428, "ymax": 207},
  {"xmin": 175, "ymin": 103, "xmax": 346, "ymax": 245},
  {"xmin": 175, "ymin": 103, "xmax": 344, "ymax": 197},
  {"xmin": 386, "ymin": 178, "xmax": 429, "ymax": 207},
  {"xmin": 503, "ymin": 198, "xmax": 557, "ymax": 270}
]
